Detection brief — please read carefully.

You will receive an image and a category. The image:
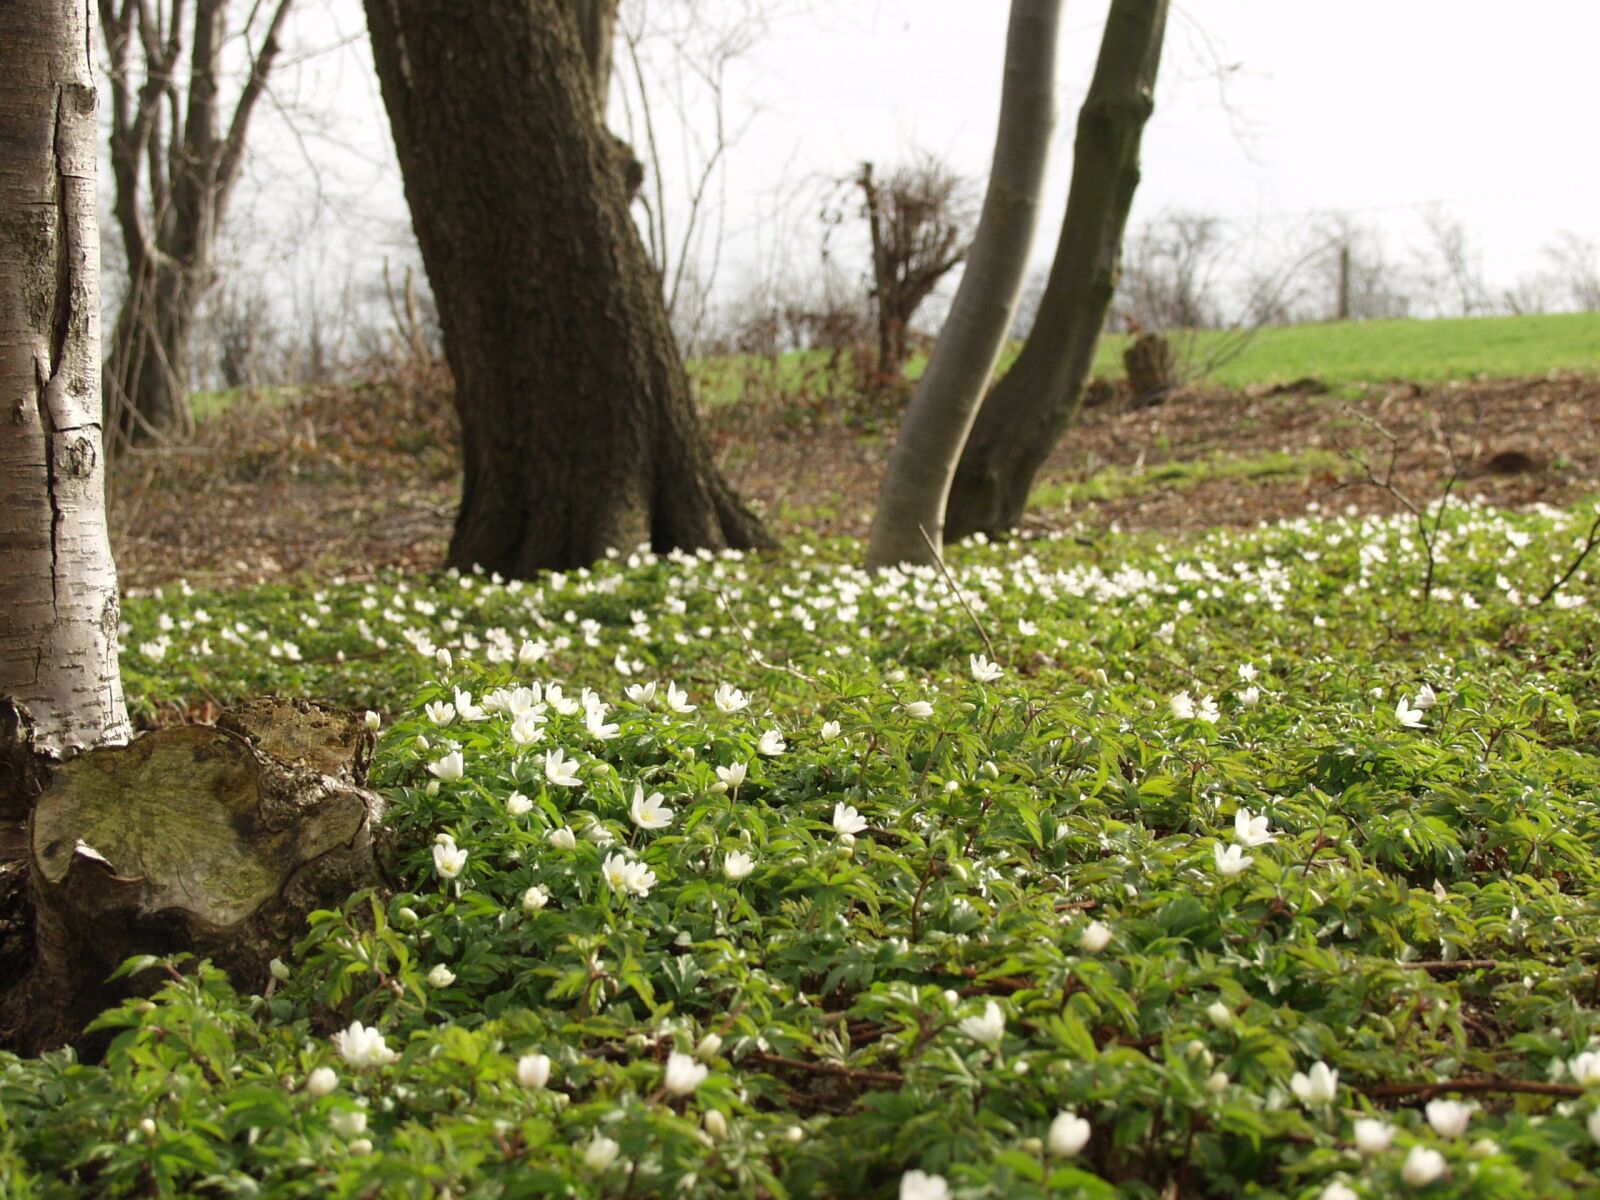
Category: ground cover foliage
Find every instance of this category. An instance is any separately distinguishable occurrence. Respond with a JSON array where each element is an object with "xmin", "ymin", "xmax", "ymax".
[{"xmin": 5, "ymin": 497, "xmax": 1600, "ymax": 1198}]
